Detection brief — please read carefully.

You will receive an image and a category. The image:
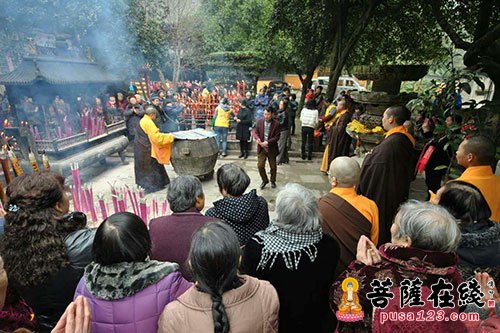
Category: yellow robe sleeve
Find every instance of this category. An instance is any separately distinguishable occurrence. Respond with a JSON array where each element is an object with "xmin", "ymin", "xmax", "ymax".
[
  {"xmin": 140, "ymin": 115, "xmax": 174, "ymax": 164},
  {"xmin": 141, "ymin": 117, "xmax": 174, "ymax": 147}
]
